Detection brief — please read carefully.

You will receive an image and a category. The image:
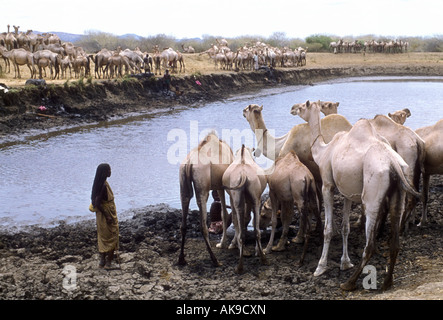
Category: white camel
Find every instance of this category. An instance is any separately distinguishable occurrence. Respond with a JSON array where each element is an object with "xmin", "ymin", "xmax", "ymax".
[
  {"xmin": 291, "ymin": 100, "xmax": 421, "ymax": 291},
  {"xmin": 222, "ymin": 145, "xmax": 267, "ymax": 274},
  {"xmin": 160, "ymin": 48, "xmax": 178, "ymax": 74},
  {"xmin": 178, "ymin": 132, "xmax": 234, "ymax": 267}
]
